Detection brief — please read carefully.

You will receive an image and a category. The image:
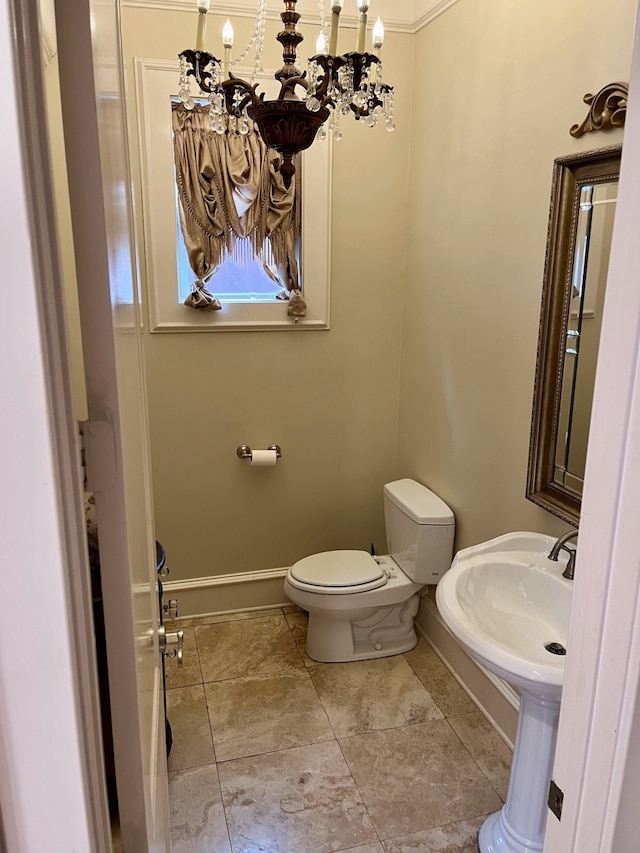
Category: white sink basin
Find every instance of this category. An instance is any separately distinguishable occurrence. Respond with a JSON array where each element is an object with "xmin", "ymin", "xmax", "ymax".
[
  {"xmin": 436, "ymin": 531, "xmax": 575, "ymax": 853},
  {"xmin": 436, "ymin": 531, "xmax": 573, "ymax": 697}
]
